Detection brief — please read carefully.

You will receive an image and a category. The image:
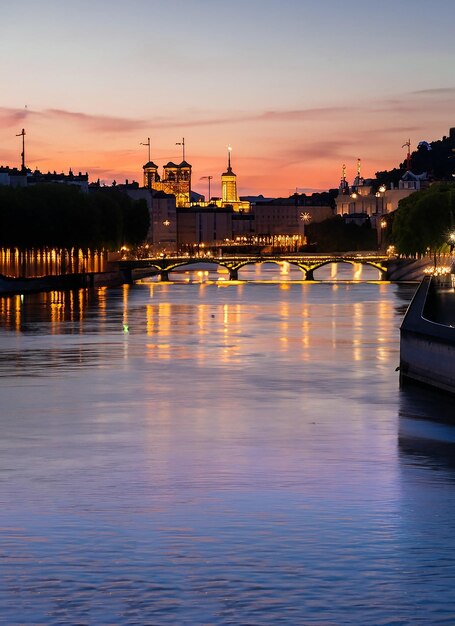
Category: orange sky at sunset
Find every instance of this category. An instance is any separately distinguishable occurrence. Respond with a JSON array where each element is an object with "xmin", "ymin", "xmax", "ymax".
[{"xmin": 1, "ymin": 1, "xmax": 455, "ymax": 197}]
